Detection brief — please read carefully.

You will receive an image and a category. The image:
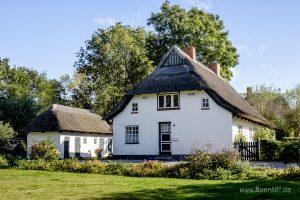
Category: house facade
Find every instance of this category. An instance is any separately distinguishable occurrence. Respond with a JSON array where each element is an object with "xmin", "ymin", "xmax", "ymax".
[
  {"xmin": 23, "ymin": 104, "xmax": 112, "ymax": 158},
  {"xmin": 107, "ymin": 46, "xmax": 272, "ymax": 159}
]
